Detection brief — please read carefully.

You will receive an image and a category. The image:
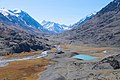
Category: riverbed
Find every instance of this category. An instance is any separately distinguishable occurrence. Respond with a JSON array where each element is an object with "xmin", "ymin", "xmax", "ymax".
[{"xmin": 0, "ymin": 51, "xmax": 48, "ymax": 67}]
